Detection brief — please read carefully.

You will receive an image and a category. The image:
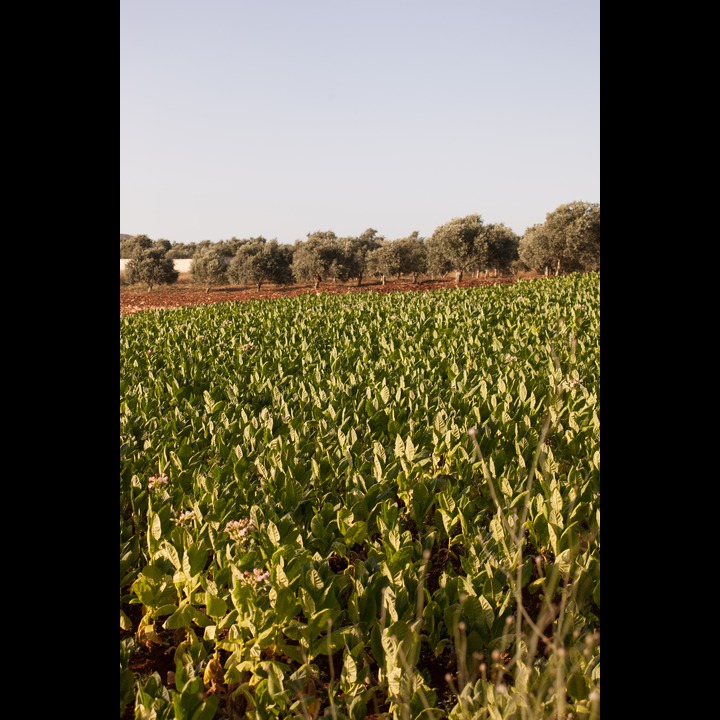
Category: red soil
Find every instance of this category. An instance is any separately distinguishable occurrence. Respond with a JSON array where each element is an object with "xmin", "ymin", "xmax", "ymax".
[{"xmin": 120, "ymin": 274, "xmax": 520, "ymax": 316}]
